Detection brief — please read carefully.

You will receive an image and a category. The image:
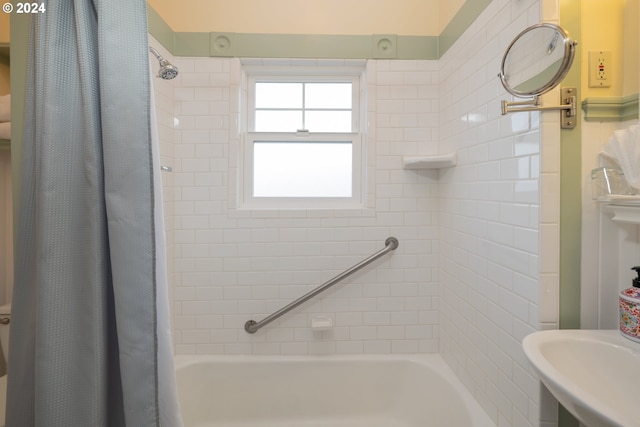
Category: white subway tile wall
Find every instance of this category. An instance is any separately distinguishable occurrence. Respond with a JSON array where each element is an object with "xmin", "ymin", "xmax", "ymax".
[
  {"xmin": 438, "ymin": 0, "xmax": 558, "ymax": 426},
  {"xmin": 167, "ymin": 56, "xmax": 441, "ymax": 357},
  {"xmin": 149, "ymin": 38, "xmax": 177, "ymax": 342},
  {"xmin": 150, "ymin": 0, "xmax": 561, "ymax": 425}
]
